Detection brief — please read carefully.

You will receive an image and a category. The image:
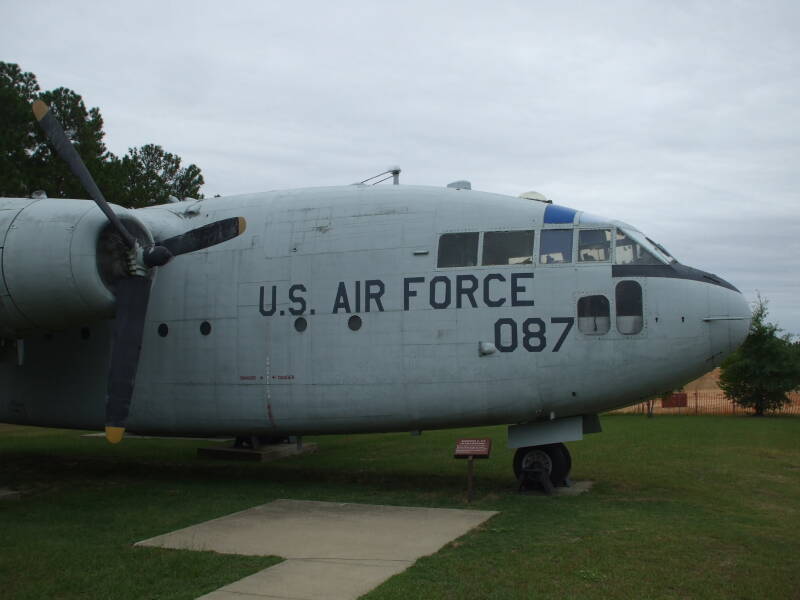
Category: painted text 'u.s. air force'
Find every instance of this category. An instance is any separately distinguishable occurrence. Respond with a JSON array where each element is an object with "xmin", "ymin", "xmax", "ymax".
[{"xmin": 258, "ymin": 273, "xmax": 535, "ymax": 316}]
